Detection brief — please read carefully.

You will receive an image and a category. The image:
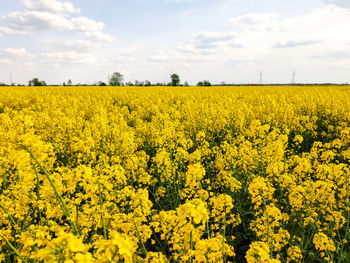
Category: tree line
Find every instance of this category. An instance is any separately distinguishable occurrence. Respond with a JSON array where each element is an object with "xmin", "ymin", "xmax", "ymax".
[
  {"xmin": 23, "ymin": 72, "xmax": 212, "ymax": 87},
  {"xmin": 7, "ymin": 71, "xmax": 347, "ymax": 86}
]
